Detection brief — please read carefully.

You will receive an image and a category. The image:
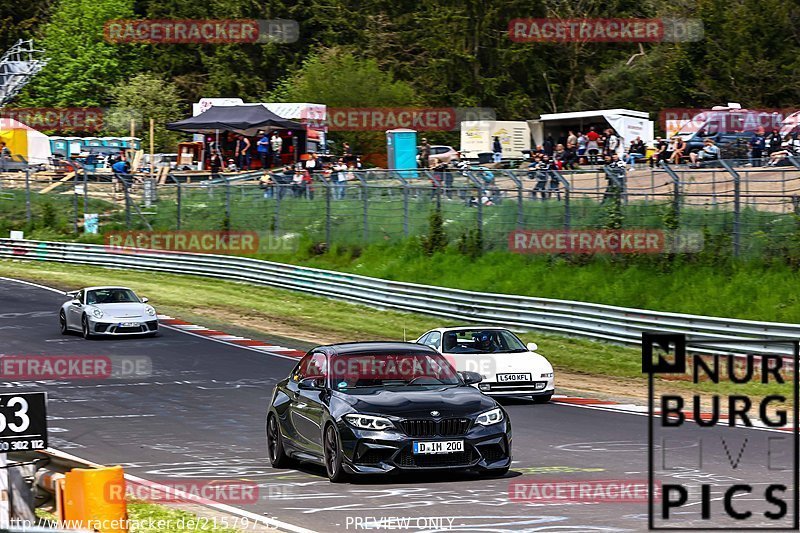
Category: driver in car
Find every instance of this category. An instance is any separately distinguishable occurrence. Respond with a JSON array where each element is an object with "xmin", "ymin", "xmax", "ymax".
[{"xmin": 473, "ymin": 332, "xmax": 500, "ymax": 352}]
